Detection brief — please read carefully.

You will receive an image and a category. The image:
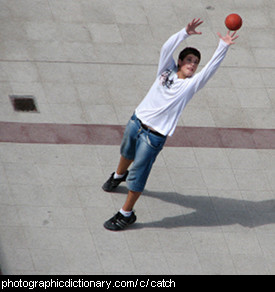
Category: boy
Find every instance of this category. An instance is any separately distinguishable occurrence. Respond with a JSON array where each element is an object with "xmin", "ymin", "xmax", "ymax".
[{"xmin": 102, "ymin": 18, "xmax": 238, "ymax": 231}]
